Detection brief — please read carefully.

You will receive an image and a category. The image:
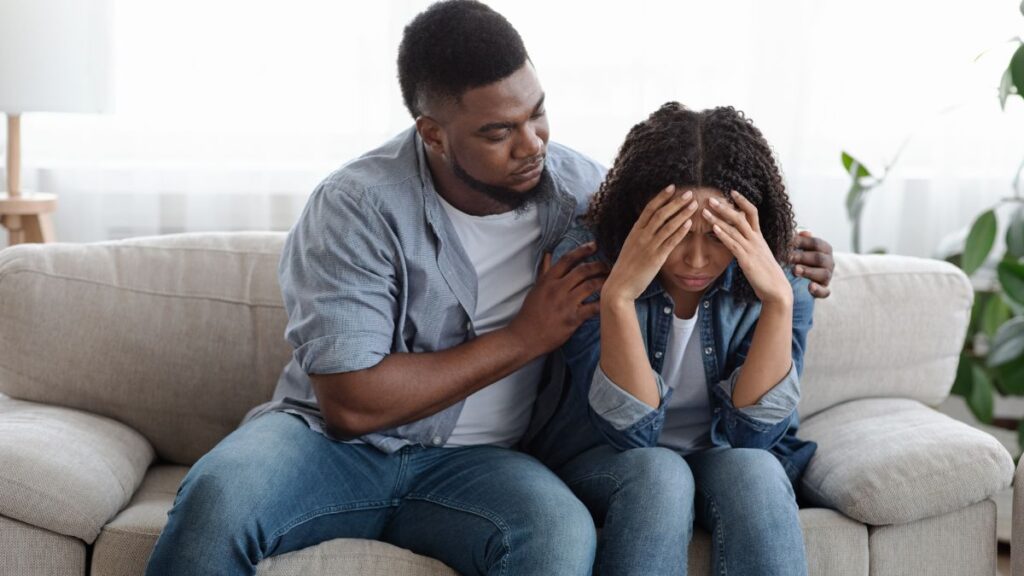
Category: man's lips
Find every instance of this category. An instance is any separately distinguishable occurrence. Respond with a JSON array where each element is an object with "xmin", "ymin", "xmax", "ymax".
[{"xmin": 512, "ymin": 158, "xmax": 544, "ymax": 176}]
